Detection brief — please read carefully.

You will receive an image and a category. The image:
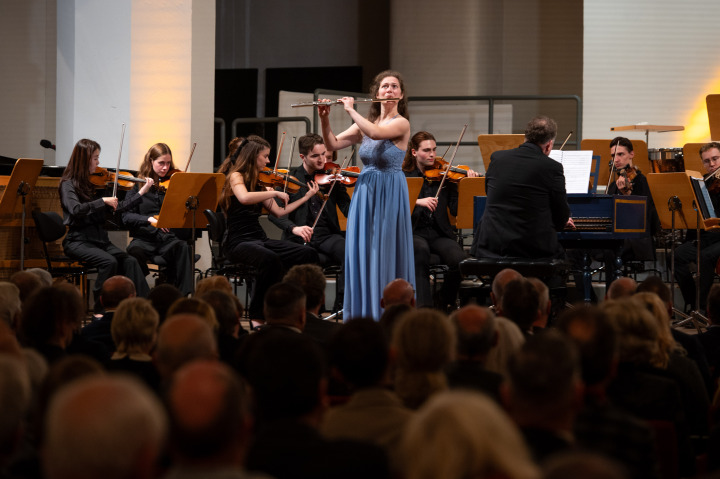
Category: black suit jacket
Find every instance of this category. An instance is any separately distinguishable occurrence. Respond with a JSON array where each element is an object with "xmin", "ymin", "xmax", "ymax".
[
  {"xmin": 474, "ymin": 142, "xmax": 570, "ymax": 258},
  {"xmin": 268, "ymin": 165, "xmax": 351, "ymax": 245}
]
